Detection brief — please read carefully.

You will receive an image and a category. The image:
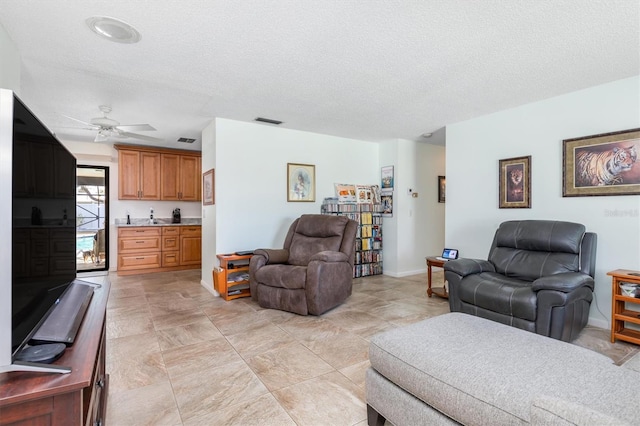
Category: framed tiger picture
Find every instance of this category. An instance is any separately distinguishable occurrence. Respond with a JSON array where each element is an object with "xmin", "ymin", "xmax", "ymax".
[
  {"xmin": 563, "ymin": 128, "xmax": 640, "ymax": 197},
  {"xmin": 499, "ymin": 156, "xmax": 531, "ymax": 208}
]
